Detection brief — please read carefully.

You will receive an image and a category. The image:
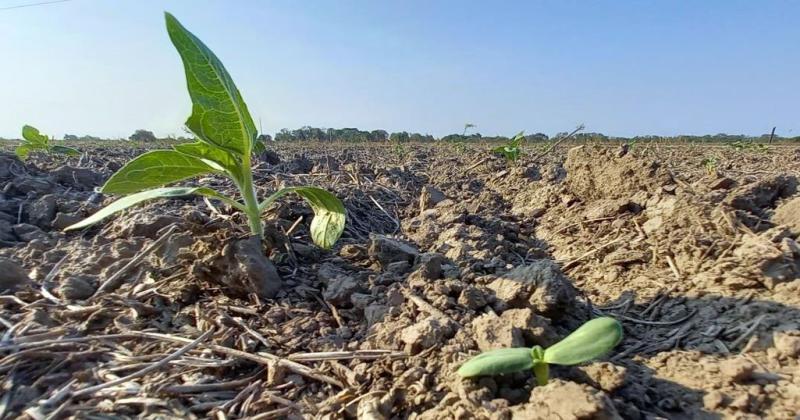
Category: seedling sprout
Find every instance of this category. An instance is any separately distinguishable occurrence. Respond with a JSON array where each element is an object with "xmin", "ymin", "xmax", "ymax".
[
  {"xmin": 492, "ymin": 131, "xmax": 525, "ymax": 163},
  {"xmin": 458, "ymin": 317, "xmax": 623, "ymax": 386},
  {"xmin": 15, "ymin": 125, "xmax": 80, "ymax": 160}
]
